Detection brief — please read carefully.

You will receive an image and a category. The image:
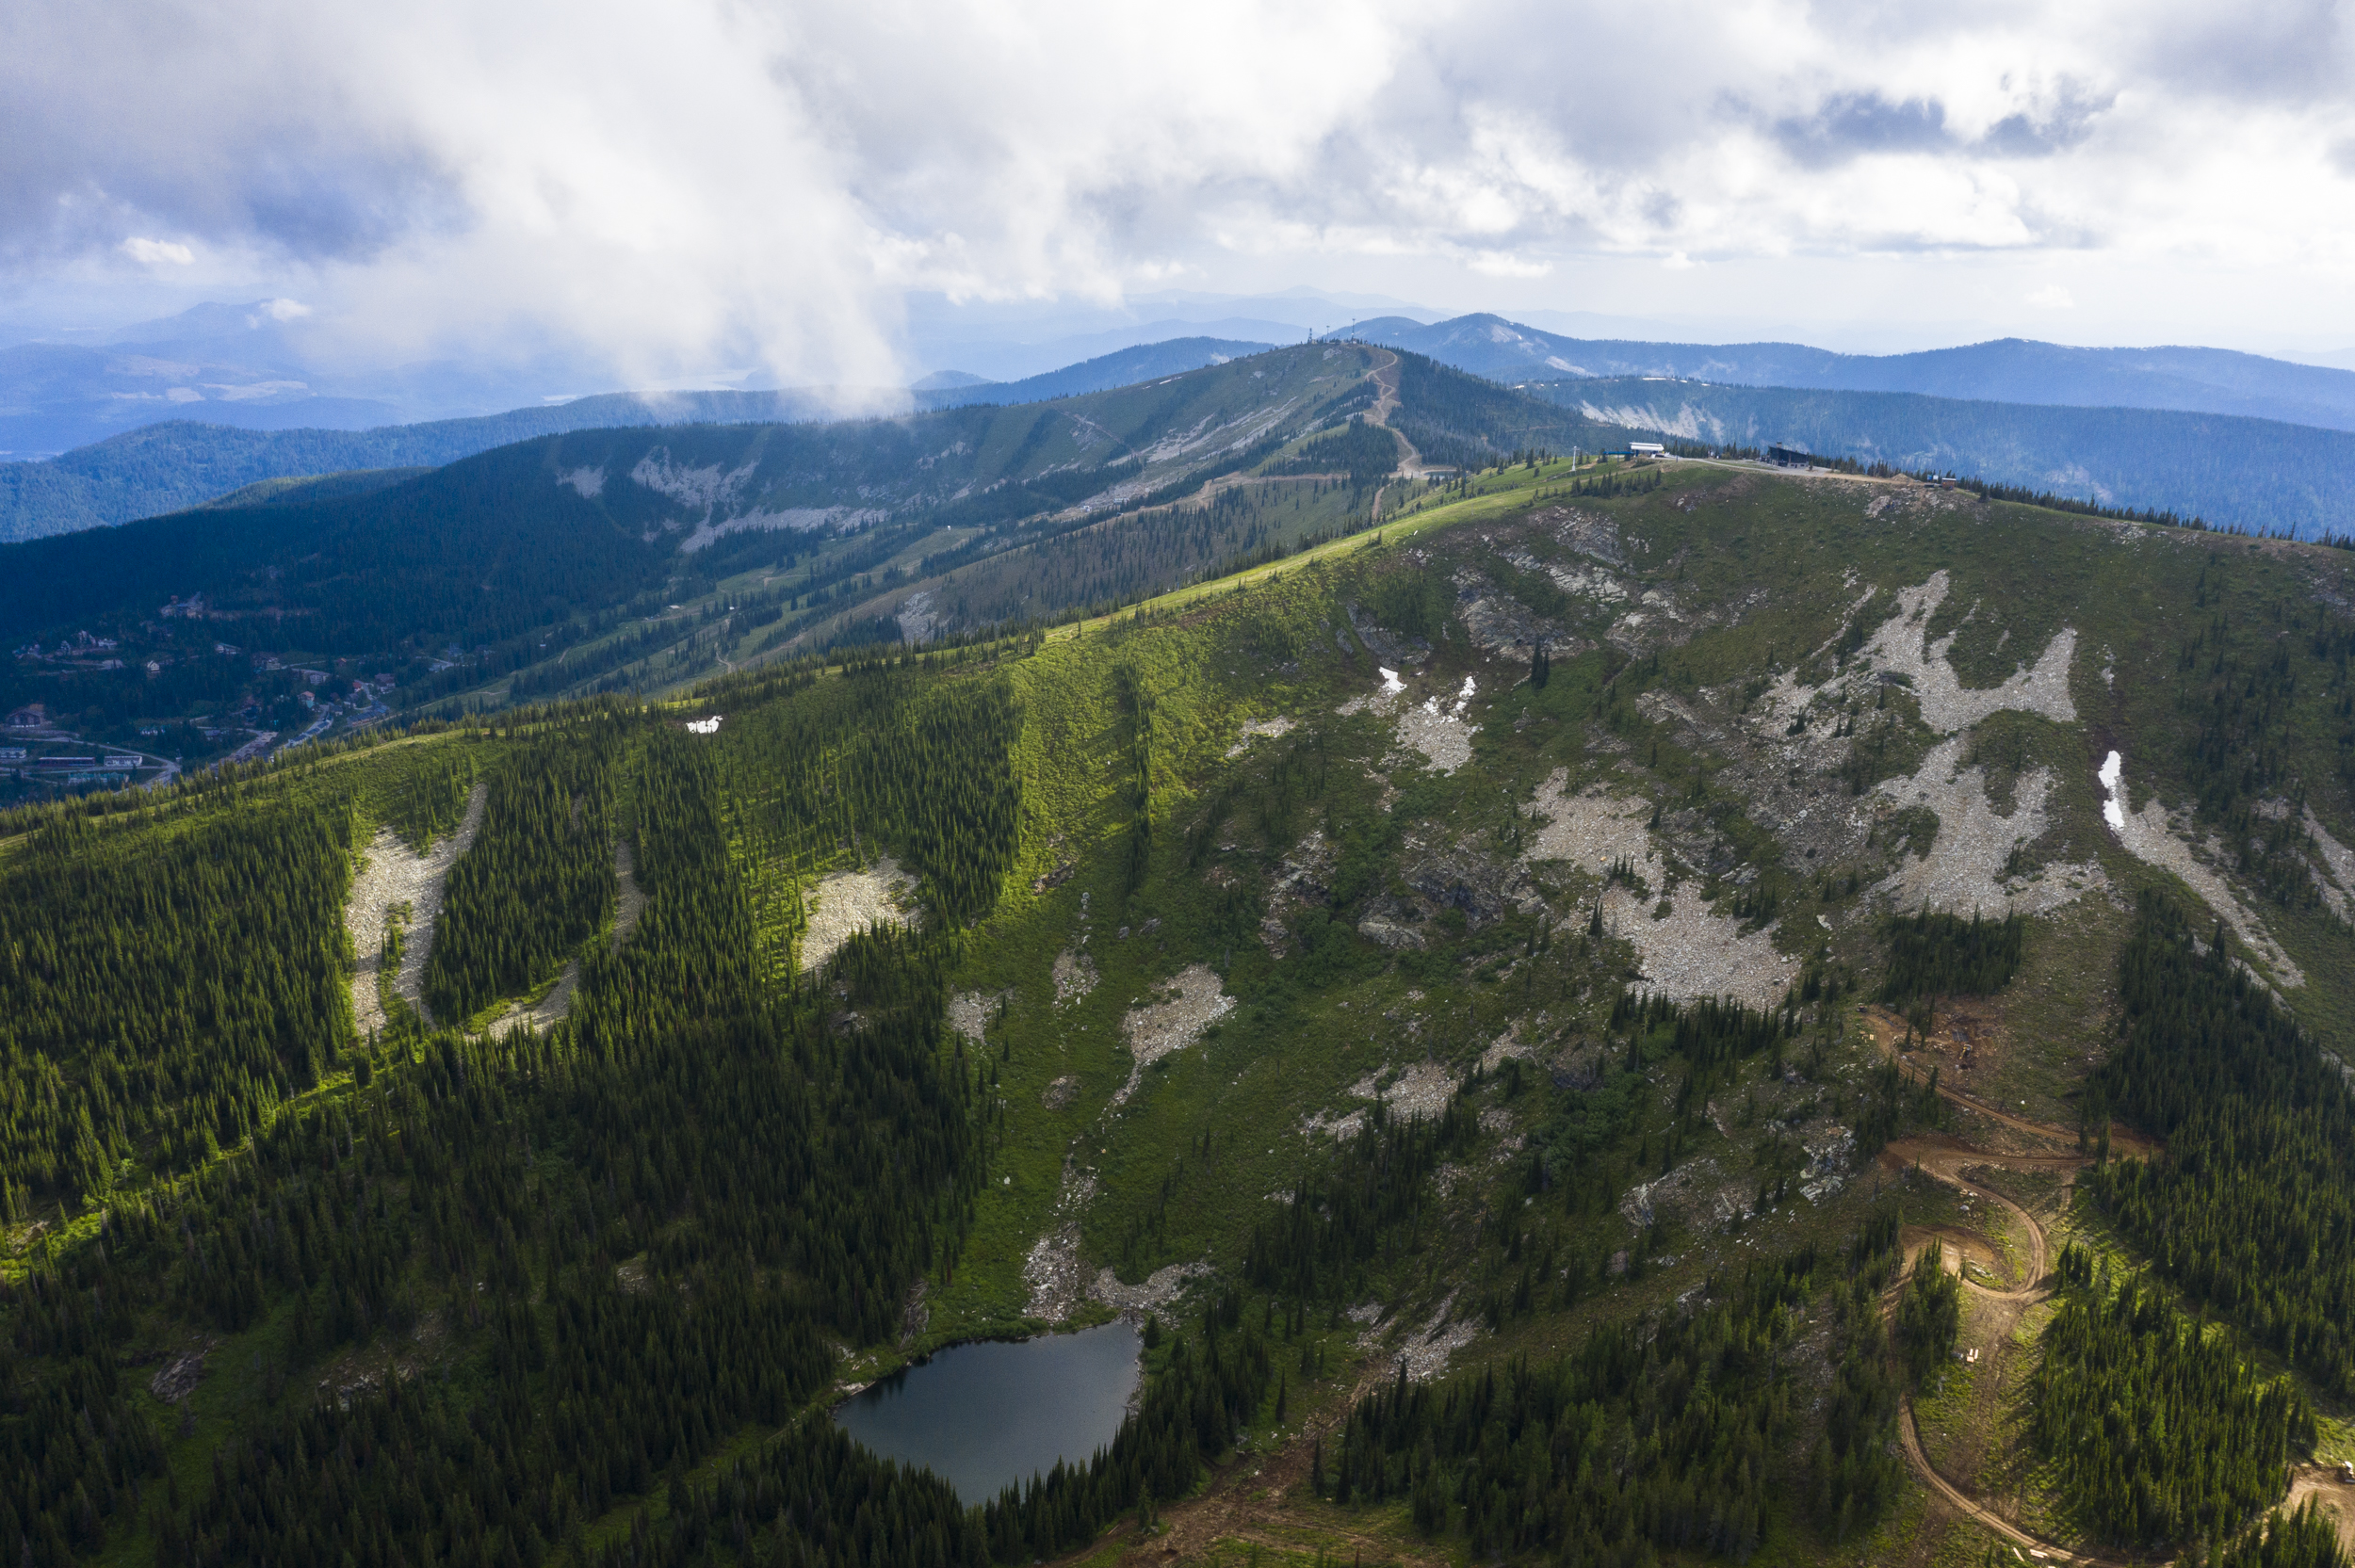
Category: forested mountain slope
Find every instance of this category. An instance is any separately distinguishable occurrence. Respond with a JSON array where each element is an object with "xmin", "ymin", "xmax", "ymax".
[
  {"xmin": 8, "ymin": 447, "xmax": 2355, "ymax": 1567},
  {"xmin": 0, "ymin": 346, "xmax": 1623, "ymax": 747},
  {"xmin": 1531, "ymin": 375, "xmax": 2355, "ymax": 537},
  {"xmin": 0, "ymin": 339, "xmax": 1273, "ymax": 545}
]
